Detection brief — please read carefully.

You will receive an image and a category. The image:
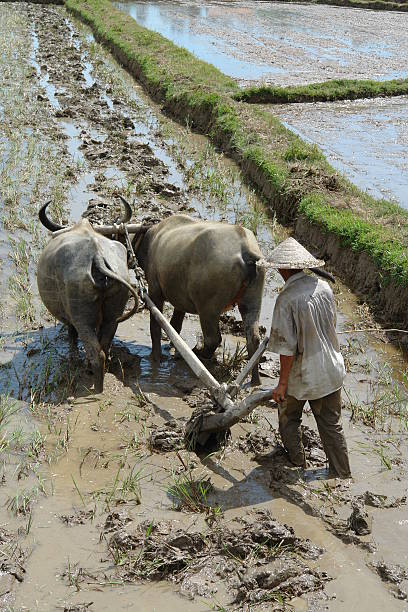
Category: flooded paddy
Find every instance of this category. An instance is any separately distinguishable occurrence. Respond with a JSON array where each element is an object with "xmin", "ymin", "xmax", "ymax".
[
  {"xmin": 271, "ymin": 96, "xmax": 408, "ymax": 208},
  {"xmin": 0, "ymin": 2, "xmax": 408, "ymax": 611},
  {"xmin": 113, "ymin": 0, "xmax": 408, "ymax": 209},
  {"xmin": 115, "ymin": 0, "xmax": 408, "ymax": 86}
]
